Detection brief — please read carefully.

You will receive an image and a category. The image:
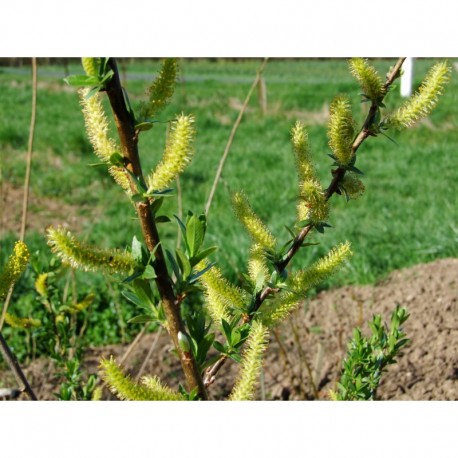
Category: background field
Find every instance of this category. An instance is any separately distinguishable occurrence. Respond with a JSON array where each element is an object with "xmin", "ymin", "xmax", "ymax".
[{"xmin": 1, "ymin": 58, "xmax": 457, "ymax": 359}]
